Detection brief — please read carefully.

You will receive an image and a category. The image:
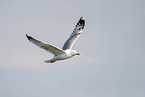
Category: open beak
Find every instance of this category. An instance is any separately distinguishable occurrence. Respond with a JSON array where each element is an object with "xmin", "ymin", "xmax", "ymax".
[{"xmin": 76, "ymin": 53, "xmax": 80, "ymax": 55}]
